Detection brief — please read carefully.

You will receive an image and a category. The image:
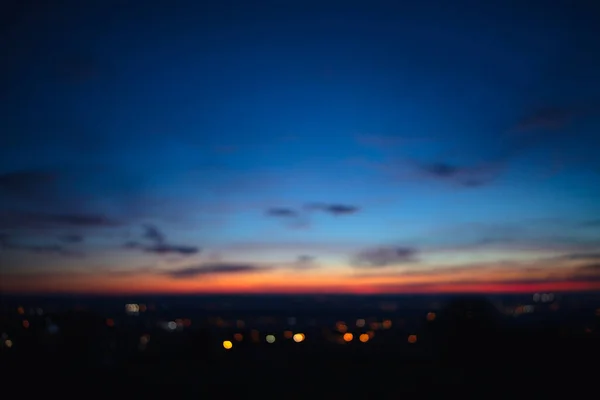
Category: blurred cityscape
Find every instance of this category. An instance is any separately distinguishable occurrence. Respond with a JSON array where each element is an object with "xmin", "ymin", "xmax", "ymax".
[{"xmin": 2, "ymin": 293, "xmax": 600, "ymax": 396}]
